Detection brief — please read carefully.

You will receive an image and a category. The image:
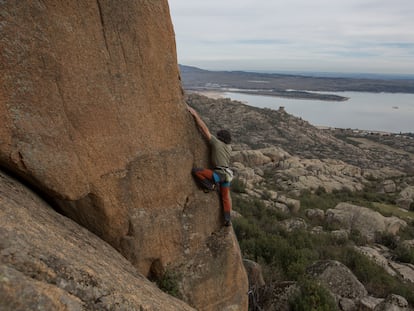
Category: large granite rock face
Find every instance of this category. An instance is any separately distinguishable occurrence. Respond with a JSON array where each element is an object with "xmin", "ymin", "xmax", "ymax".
[
  {"xmin": 1, "ymin": 0, "xmax": 186, "ymax": 245},
  {"xmin": 0, "ymin": 171, "xmax": 195, "ymax": 311},
  {"xmin": 0, "ymin": 1, "xmax": 248, "ymax": 310}
]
